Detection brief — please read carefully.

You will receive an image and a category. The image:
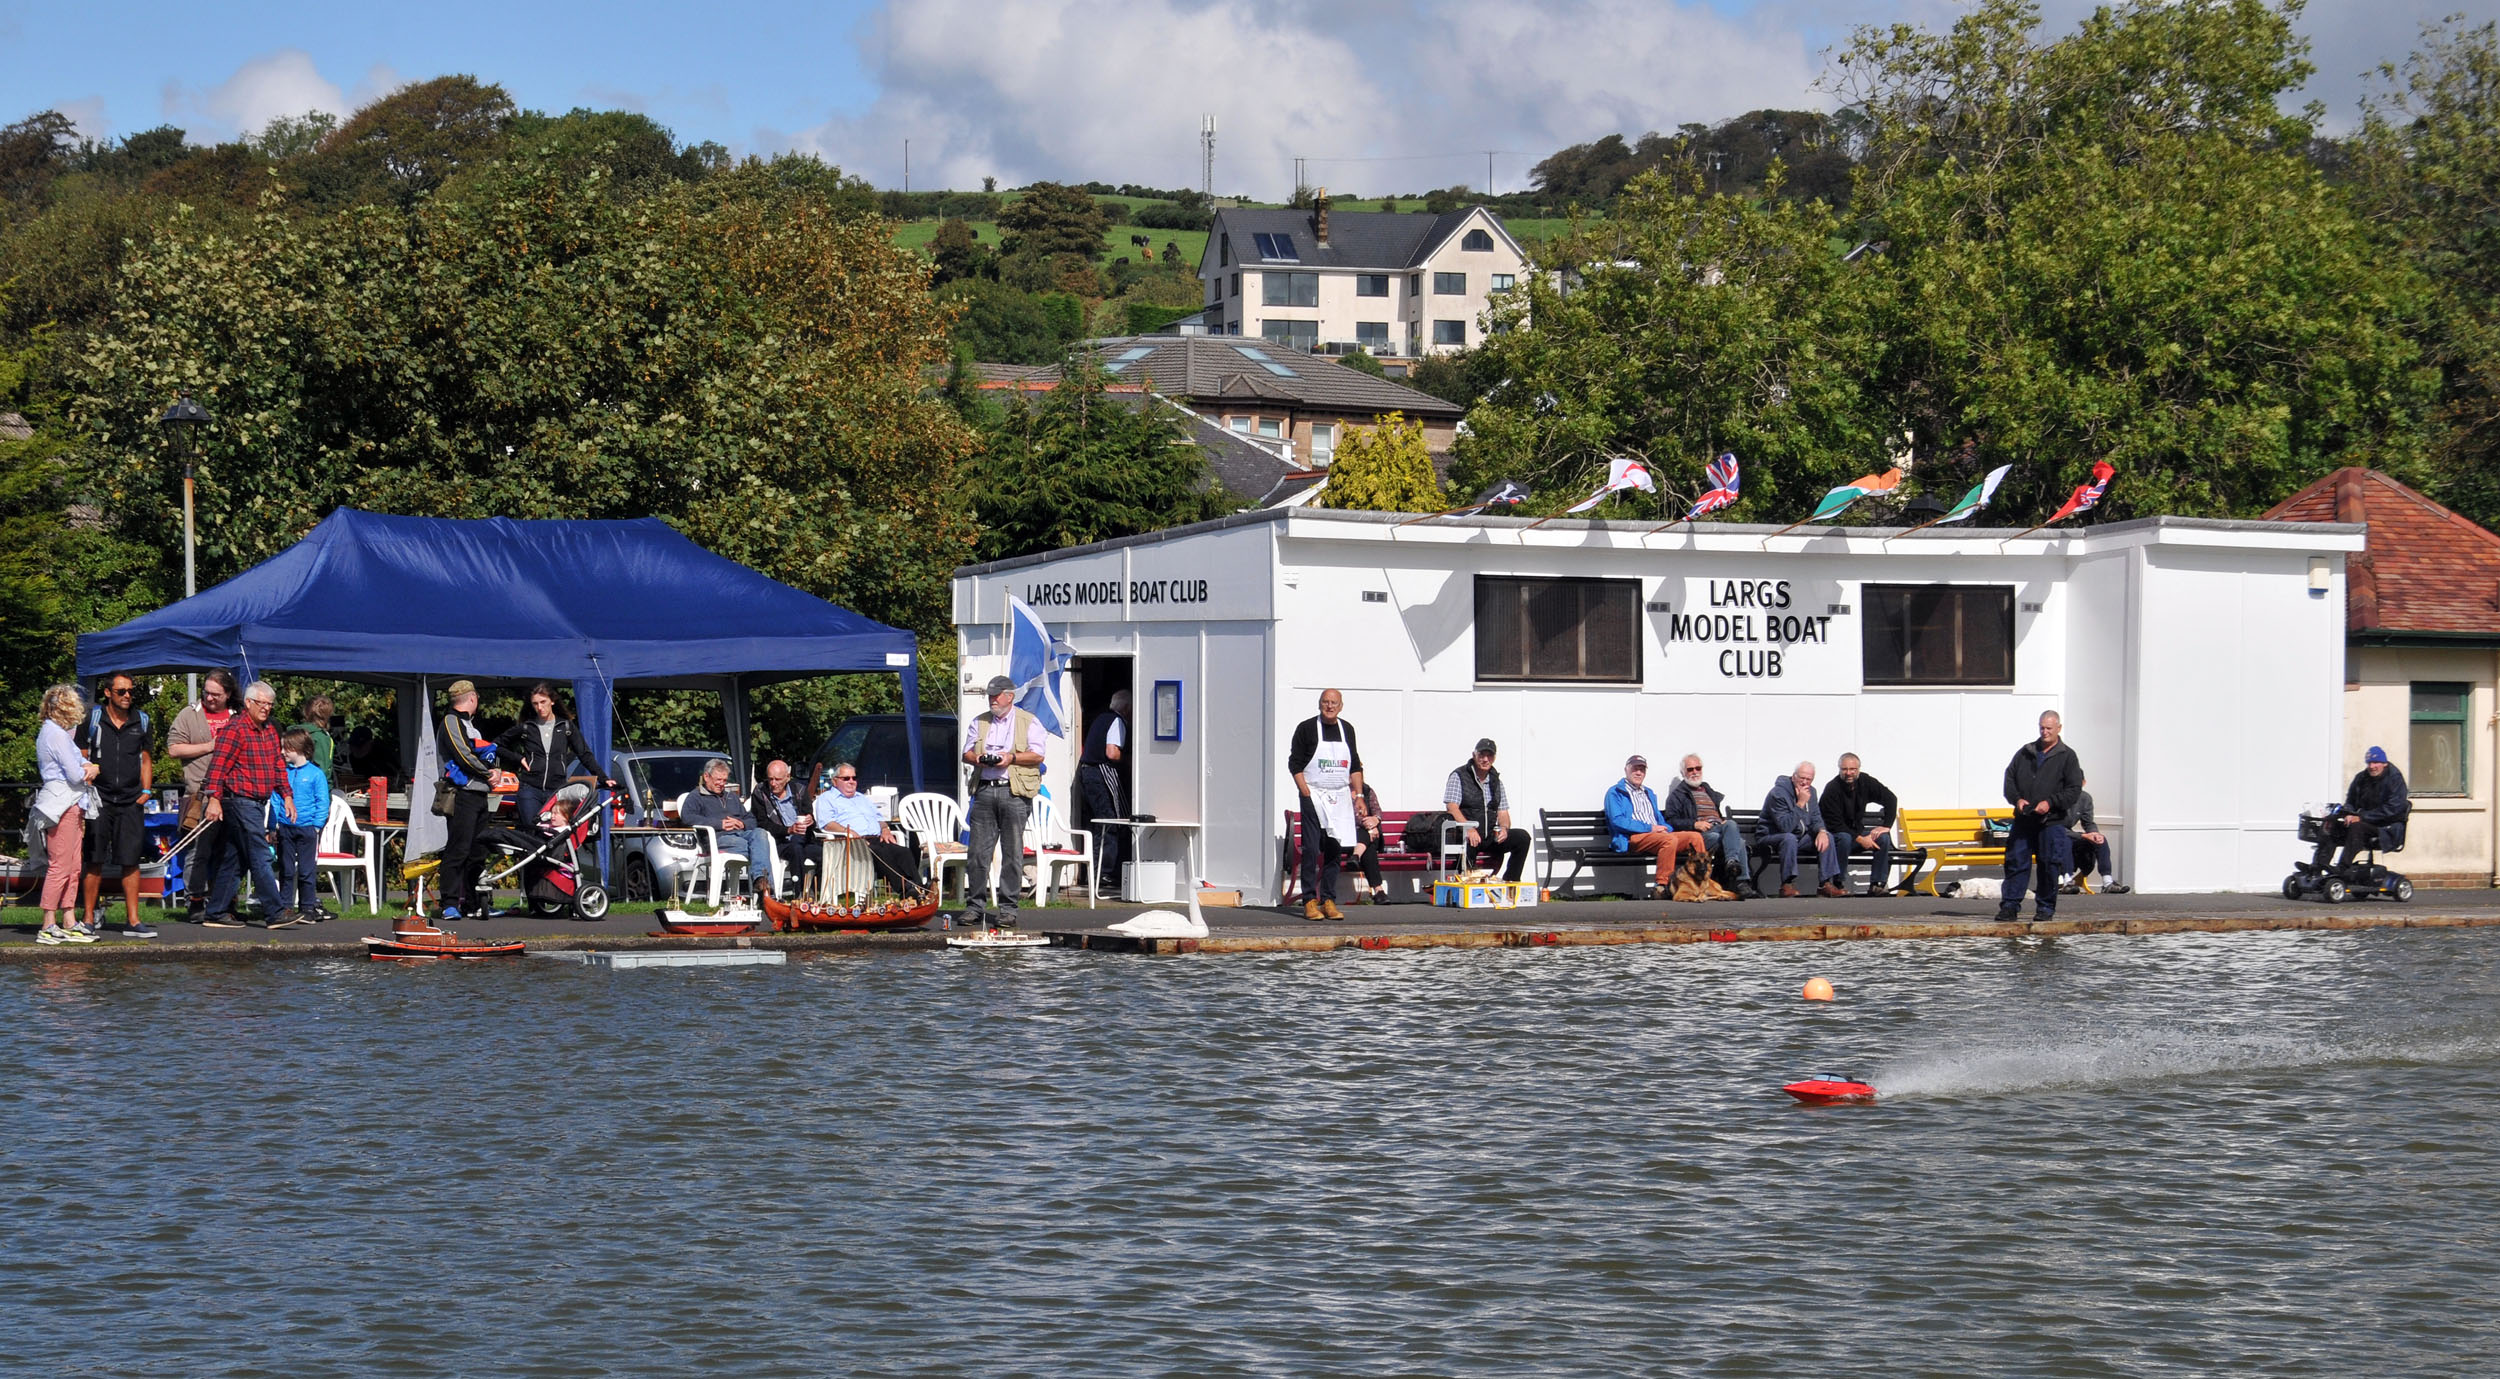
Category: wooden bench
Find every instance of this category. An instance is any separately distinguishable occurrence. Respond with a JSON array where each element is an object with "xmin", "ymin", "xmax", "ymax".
[
  {"xmin": 1896, "ymin": 809, "xmax": 2015, "ymax": 895},
  {"xmin": 1539, "ymin": 809, "xmax": 1653, "ymax": 895},
  {"xmin": 1278, "ymin": 808, "xmax": 1443, "ymax": 901}
]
